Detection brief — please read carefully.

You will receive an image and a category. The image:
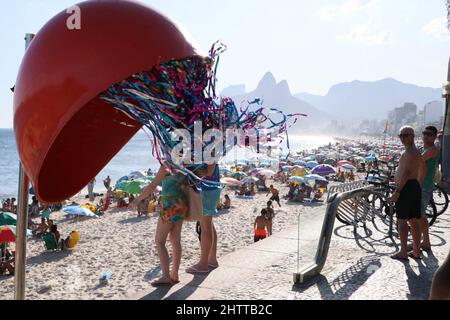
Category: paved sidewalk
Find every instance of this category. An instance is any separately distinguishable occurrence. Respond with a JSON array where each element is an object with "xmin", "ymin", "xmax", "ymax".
[{"xmin": 131, "ymin": 210, "xmax": 450, "ymax": 300}]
